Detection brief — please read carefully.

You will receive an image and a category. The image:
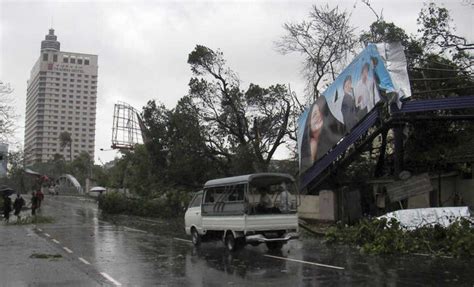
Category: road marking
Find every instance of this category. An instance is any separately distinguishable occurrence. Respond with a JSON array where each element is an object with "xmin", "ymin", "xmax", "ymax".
[
  {"xmin": 264, "ymin": 254, "xmax": 345, "ymax": 270},
  {"xmin": 137, "ymin": 218, "xmax": 161, "ymax": 224},
  {"xmin": 37, "ymin": 228, "xmax": 43, "ymax": 232},
  {"xmin": 174, "ymin": 237, "xmax": 192, "ymax": 243},
  {"xmin": 52, "ymin": 239, "xmax": 60, "ymax": 244},
  {"xmin": 63, "ymin": 247, "xmax": 73, "ymax": 253},
  {"xmin": 44, "ymin": 233, "xmax": 51, "ymax": 237},
  {"xmin": 124, "ymin": 226, "xmax": 147, "ymax": 233},
  {"xmin": 78, "ymin": 257, "xmax": 91, "ymax": 265},
  {"xmin": 100, "ymin": 272, "xmax": 122, "ymax": 286}
]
